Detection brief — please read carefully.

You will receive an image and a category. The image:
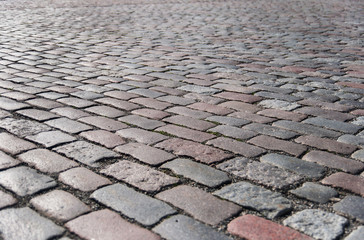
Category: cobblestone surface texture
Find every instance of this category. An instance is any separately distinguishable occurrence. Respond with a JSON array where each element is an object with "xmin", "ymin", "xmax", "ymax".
[{"xmin": 0, "ymin": 0, "xmax": 363, "ymax": 239}]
